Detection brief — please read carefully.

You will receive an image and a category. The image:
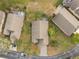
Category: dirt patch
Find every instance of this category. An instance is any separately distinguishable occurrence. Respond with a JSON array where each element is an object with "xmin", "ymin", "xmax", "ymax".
[
  {"xmin": 27, "ymin": 1, "xmax": 56, "ymax": 16},
  {"xmin": 48, "ymin": 46, "xmax": 61, "ymax": 56}
]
